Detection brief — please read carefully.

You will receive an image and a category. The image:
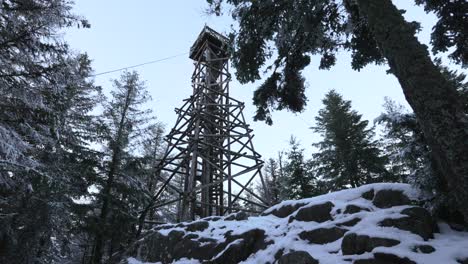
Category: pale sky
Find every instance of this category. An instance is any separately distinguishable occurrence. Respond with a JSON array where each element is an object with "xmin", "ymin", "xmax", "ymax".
[{"xmin": 65, "ymin": 0, "xmax": 463, "ymax": 159}]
